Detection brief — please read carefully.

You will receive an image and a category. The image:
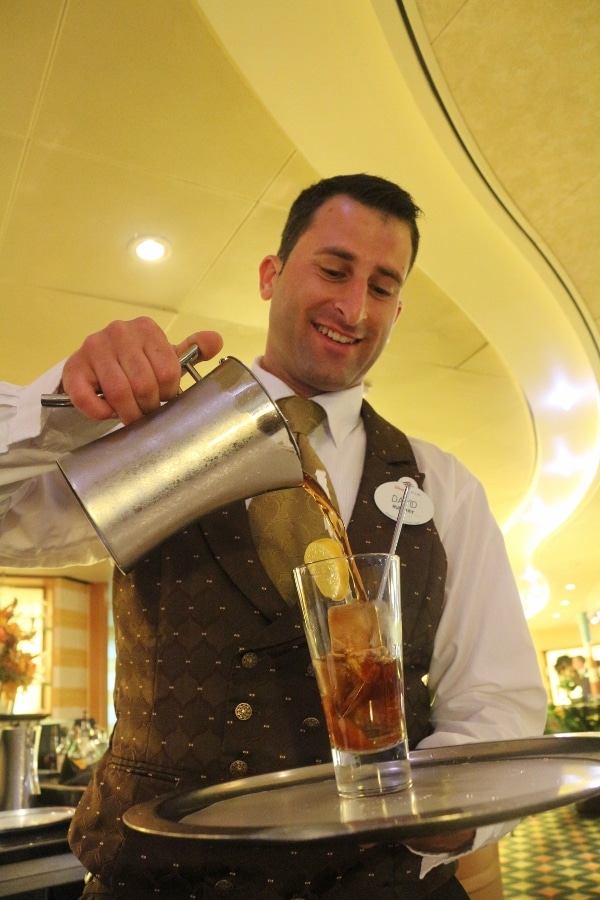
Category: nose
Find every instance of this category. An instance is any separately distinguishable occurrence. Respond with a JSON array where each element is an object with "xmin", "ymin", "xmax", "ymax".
[{"xmin": 334, "ymin": 279, "xmax": 368, "ymax": 326}]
